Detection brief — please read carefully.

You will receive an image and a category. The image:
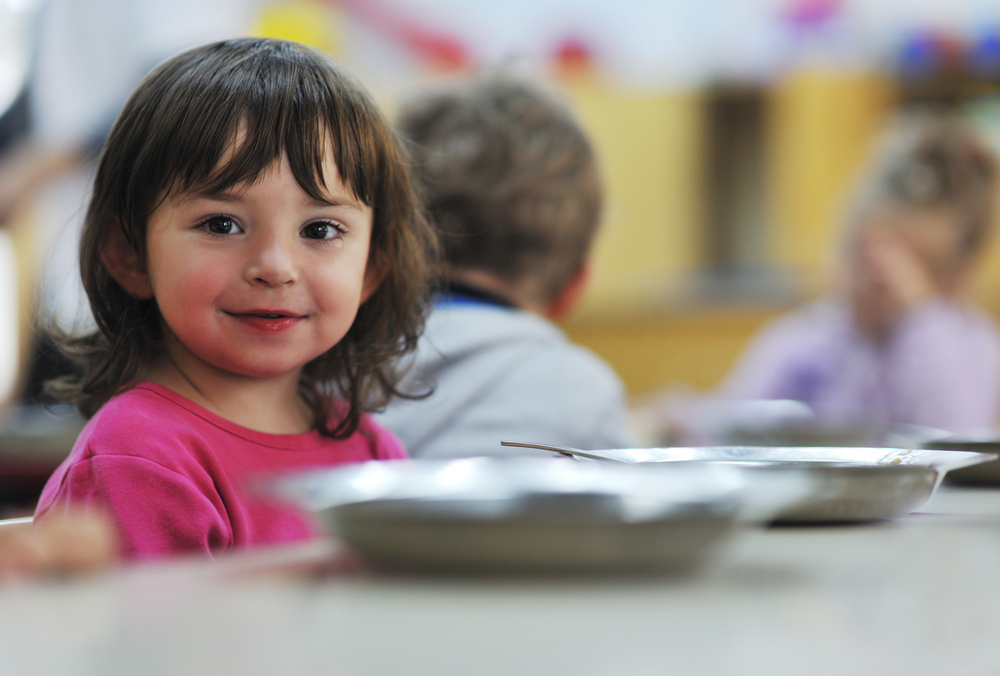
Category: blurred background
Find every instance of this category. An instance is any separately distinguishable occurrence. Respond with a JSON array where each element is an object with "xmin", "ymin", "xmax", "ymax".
[{"xmin": 3, "ymin": 0, "xmax": 1000, "ymax": 405}]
